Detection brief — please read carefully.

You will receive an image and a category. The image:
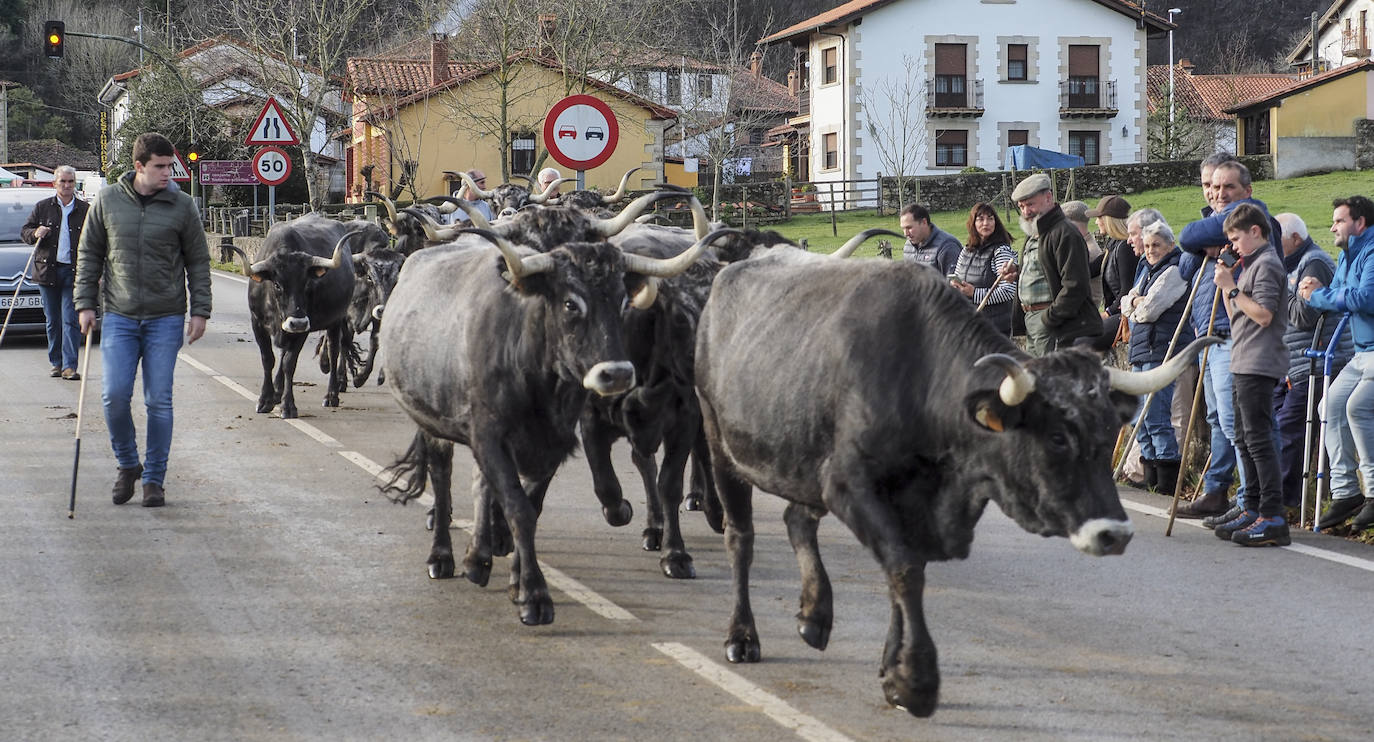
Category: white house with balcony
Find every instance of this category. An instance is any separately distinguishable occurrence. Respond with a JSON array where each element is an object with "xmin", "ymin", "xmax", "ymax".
[
  {"xmin": 760, "ymin": 0, "xmax": 1172, "ymax": 196},
  {"xmin": 1286, "ymin": 0, "xmax": 1374, "ymax": 76}
]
